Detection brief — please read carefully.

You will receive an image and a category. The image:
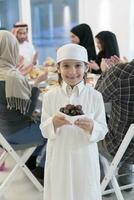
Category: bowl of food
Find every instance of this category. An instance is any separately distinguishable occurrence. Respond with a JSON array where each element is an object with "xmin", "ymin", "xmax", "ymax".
[
  {"xmin": 58, "ymin": 104, "xmax": 85, "ymax": 124},
  {"xmin": 29, "ymin": 68, "xmax": 44, "ymax": 79},
  {"xmin": 43, "ymin": 57, "xmax": 57, "ymax": 73}
]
